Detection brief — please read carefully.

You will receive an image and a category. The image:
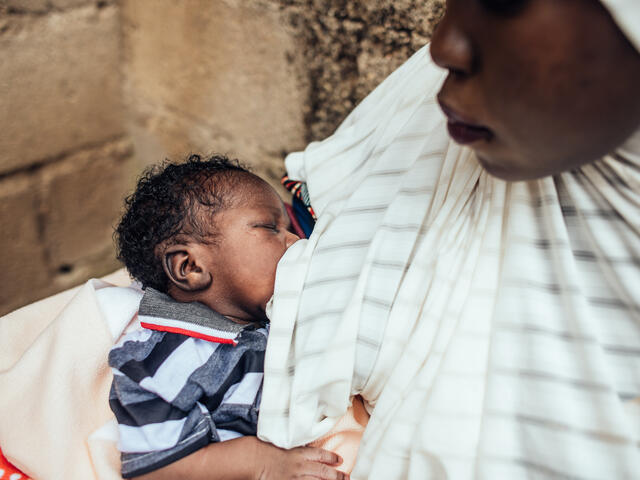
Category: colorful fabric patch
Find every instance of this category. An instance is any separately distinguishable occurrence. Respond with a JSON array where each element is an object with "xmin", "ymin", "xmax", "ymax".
[
  {"xmin": 281, "ymin": 175, "xmax": 316, "ymax": 220},
  {"xmin": 282, "ymin": 175, "xmax": 316, "ymax": 237},
  {"xmin": 0, "ymin": 447, "xmax": 30, "ymax": 480}
]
